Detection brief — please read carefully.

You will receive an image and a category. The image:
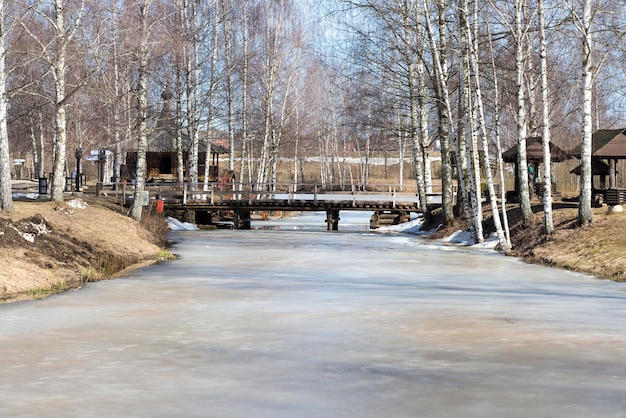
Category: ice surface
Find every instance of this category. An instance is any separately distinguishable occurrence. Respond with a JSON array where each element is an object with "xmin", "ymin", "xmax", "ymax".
[{"xmin": 1, "ymin": 211, "xmax": 625, "ymax": 417}]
